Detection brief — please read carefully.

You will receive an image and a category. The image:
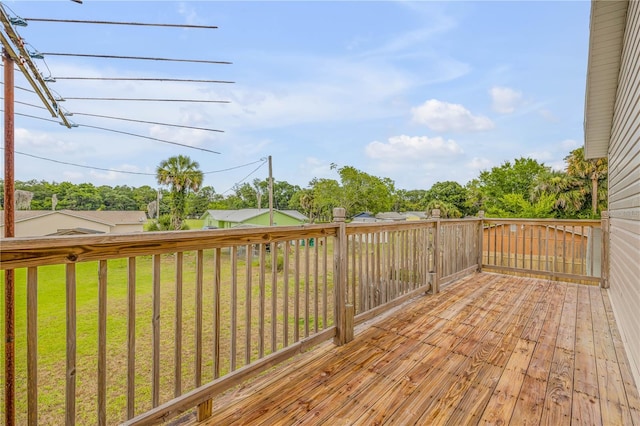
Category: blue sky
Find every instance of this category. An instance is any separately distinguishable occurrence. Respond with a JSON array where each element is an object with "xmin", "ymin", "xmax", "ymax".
[{"xmin": 2, "ymin": 1, "xmax": 591, "ymax": 194}]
